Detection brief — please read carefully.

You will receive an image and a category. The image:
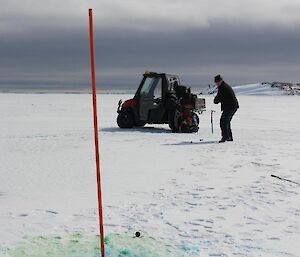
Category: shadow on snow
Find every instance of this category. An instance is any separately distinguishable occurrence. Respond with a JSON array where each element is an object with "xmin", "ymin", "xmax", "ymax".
[
  {"xmin": 164, "ymin": 140, "xmax": 219, "ymax": 146},
  {"xmin": 101, "ymin": 126, "xmax": 172, "ymax": 134}
]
